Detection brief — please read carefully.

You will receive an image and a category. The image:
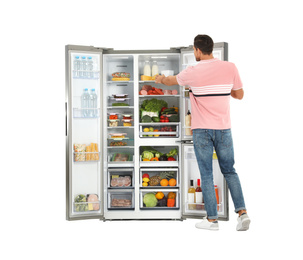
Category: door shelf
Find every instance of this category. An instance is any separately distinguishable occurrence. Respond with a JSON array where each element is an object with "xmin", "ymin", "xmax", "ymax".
[
  {"xmin": 185, "ymin": 202, "xmax": 222, "ymax": 212},
  {"xmin": 140, "ymin": 189, "xmax": 179, "ymax": 210},
  {"xmin": 73, "ymin": 108, "xmax": 100, "ymax": 118},
  {"xmin": 73, "ymin": 152, "xmax": 100, "ymax": 162},
  {"xmin": 73, "ymin": 70, "xmax": 100, "ymax": 80},
  {"xmin": 74, "ymin": 201, "xmax": 101, "ymax": 212}
]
